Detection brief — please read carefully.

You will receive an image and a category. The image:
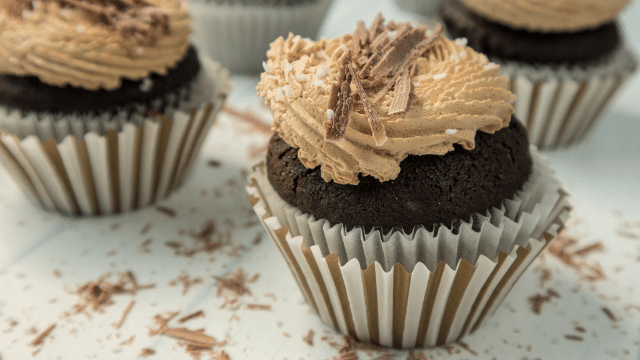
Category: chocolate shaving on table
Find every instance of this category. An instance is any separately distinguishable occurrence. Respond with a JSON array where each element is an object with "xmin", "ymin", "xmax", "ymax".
[
  {"xmin": 324, "ymin": 15, "xmax": 443, "ymax": 146},
  {"xmin": 13, "ymin": 0, "xmax": 171, "ymax": 46},
  {"xmin": 347, "ymin": 63, "xmax": 387, "ymax": 146}
]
